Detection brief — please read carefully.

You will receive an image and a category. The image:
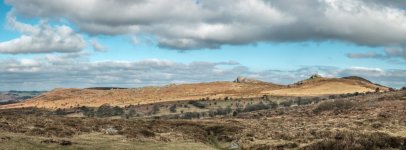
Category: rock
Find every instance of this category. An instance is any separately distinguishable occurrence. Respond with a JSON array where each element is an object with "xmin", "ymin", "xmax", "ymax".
[
  {"xmin": 105, "ymin": 127, "xmax": 118, "ymax": 135},
  {"xmin": 233, "ymin": 76, "xmax": 262, "ymax": 83},
  {"xmin": 228, "ymin": 141, "xmax": 239, "ymax": 150},
  {"xmin": 309, "ymin": 74, "xmax": 322, "ymax": 79}
]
